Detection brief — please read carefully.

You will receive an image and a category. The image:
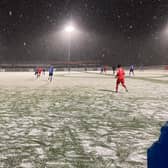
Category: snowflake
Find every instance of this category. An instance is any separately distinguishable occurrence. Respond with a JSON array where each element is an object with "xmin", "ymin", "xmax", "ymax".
[
  {"xmin": 153, "ymin": 16, "xmax": 157, "ymax": 20},
  {"xmin": 129, "ymin": 25, "xmax": 133, "ymax": 29},
  {"xmin": 9, "ymin": 11, "xmax": 12, "ymax": 16},
  {"xmin": 46, "ymin": 16, "xmax": 50, "ymax": 20},
  {"xmin": 139, "ymin": 1, "xmax": 143, "ymax": 5}
]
